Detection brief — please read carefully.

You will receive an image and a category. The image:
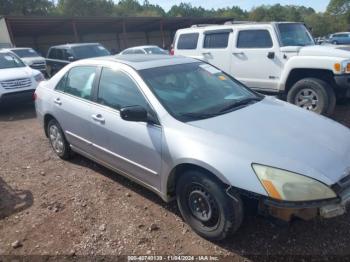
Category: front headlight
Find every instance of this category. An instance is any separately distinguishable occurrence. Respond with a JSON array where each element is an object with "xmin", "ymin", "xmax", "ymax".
[
  {"xmin": 252, "ymin": 164, "xmax": 336, "ymax": 201},
  {"xmin": 34, "ymin": 73, "xmax": 45, "ymax": 83},
  {"xmin": 334, "ymin": 61, "xmax": 350, "ymax": 74}
]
